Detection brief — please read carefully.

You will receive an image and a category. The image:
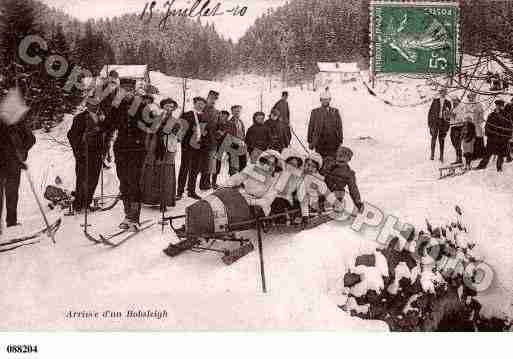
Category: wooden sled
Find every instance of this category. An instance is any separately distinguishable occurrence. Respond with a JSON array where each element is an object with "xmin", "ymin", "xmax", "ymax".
[{"xmin": 163, "ymin": 208, "xmax": 334, "ymax": 265}]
